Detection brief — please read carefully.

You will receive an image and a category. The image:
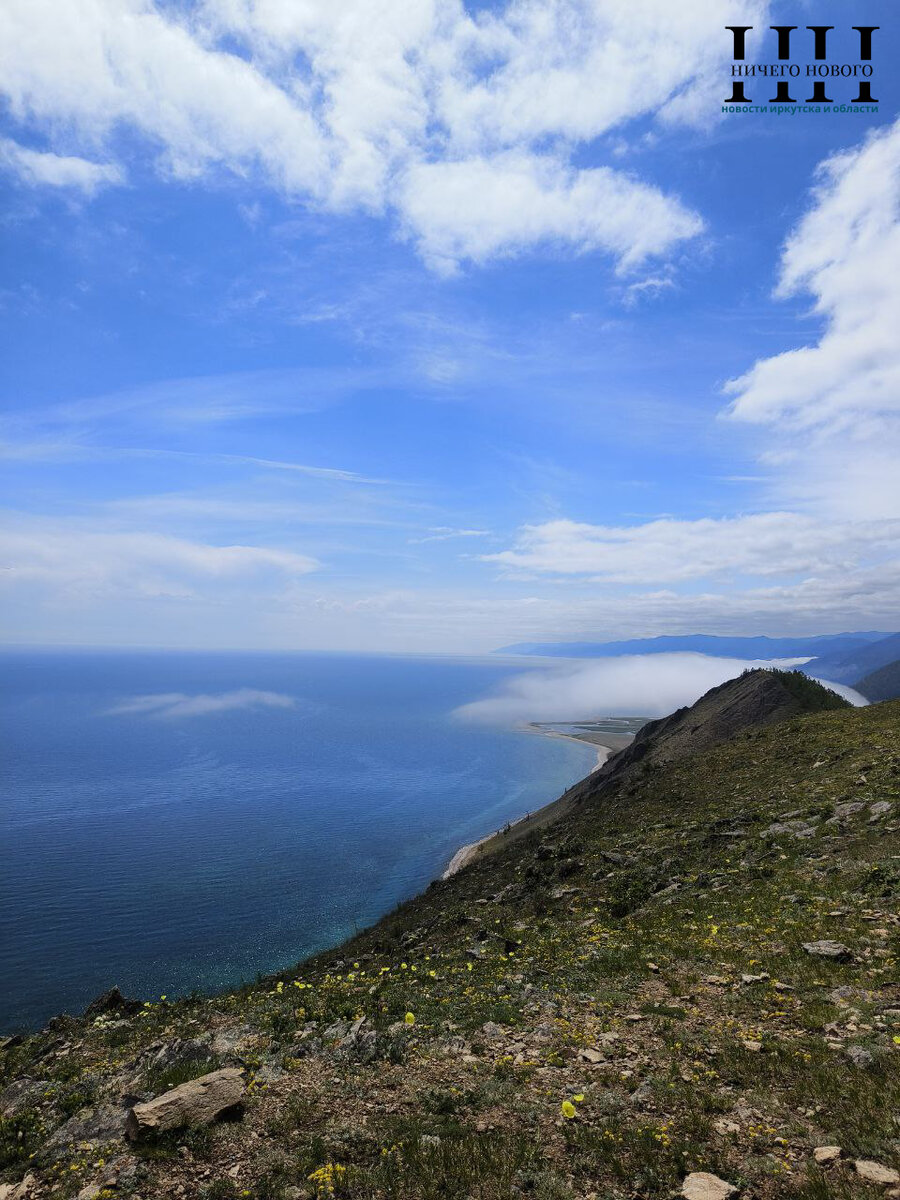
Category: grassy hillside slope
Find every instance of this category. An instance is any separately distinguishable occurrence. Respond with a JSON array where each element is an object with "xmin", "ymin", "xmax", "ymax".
[{"xmin": 2, "ymin": 699, "xmax": 898, "ymax": 1200}]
